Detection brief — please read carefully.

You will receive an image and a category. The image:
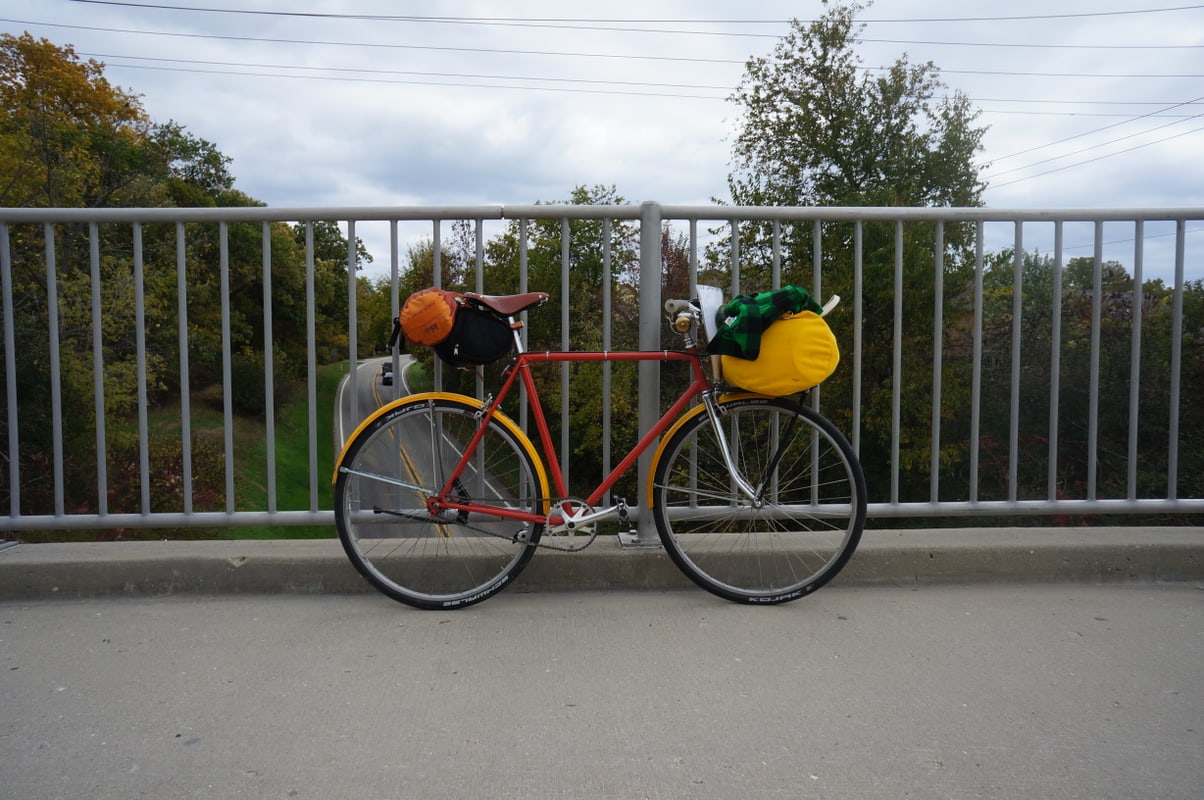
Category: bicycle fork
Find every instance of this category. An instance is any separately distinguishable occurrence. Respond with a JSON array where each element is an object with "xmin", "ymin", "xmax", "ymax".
[
  {"xmin": 699, "ymin": 392, "xmax": 760, "ymax": 505},
  {"xmin": 699, "ymin": 391, "xmax": 801, "ymax": 507}
]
